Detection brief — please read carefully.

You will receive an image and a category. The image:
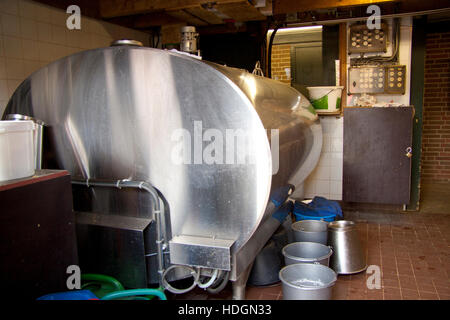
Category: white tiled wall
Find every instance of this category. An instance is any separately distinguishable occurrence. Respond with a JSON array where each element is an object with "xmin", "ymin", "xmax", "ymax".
[
  {"xmin": 304, "ymin": 116, "xmax": 344, "ymax": 200},
  {"xmin": 0, "ymin": 0, "xmax": 150, "ymax": 115}
]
